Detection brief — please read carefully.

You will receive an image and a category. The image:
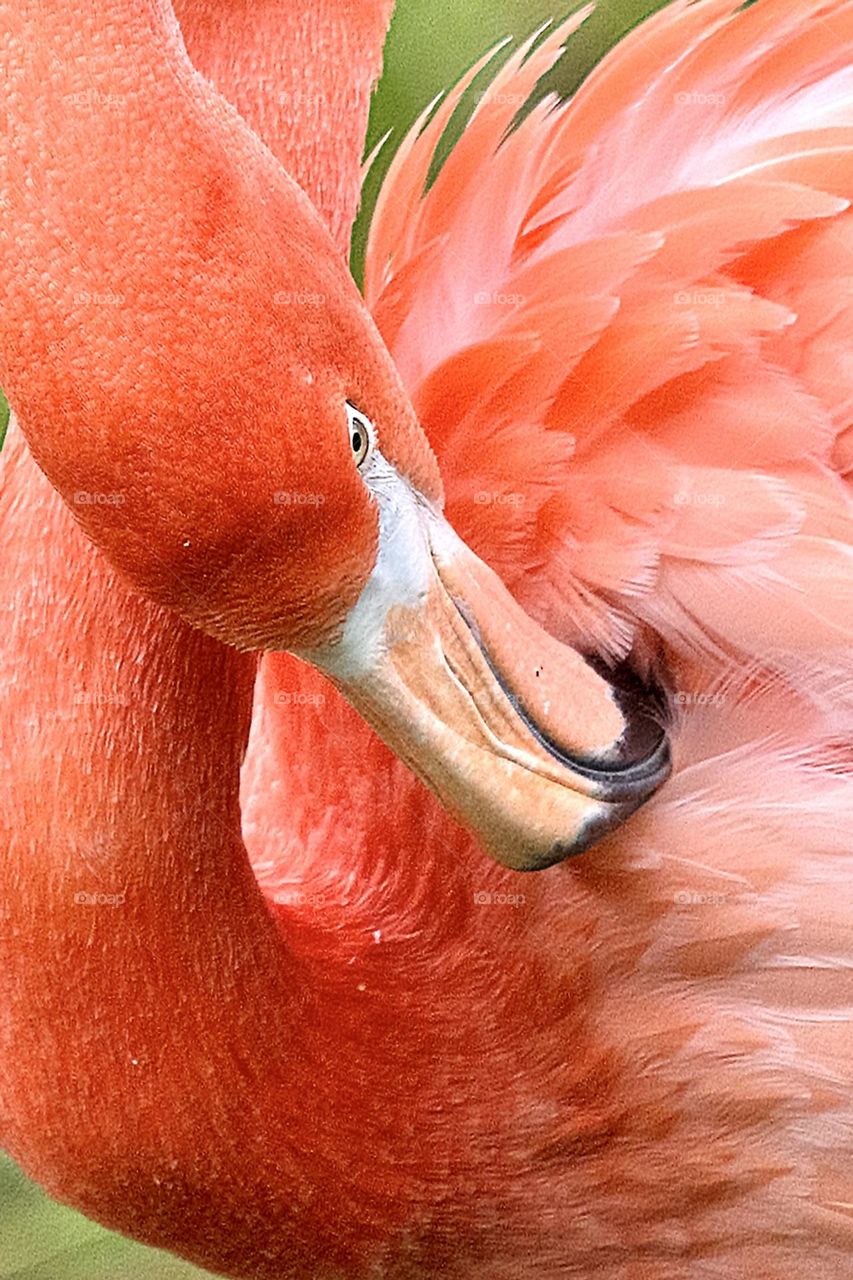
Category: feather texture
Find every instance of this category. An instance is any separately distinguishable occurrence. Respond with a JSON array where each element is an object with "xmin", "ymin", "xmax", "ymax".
[
  {"xmin": 355, "ymin": 1, "xmax": 853, "ymax": 1270},
  {"xmin": 366, "ymin": 0, "xmax": 853, "ymax": 675},
  {"xmin": 1, "ymin": 2, "xmax": 851, "ymax": 1277}
]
